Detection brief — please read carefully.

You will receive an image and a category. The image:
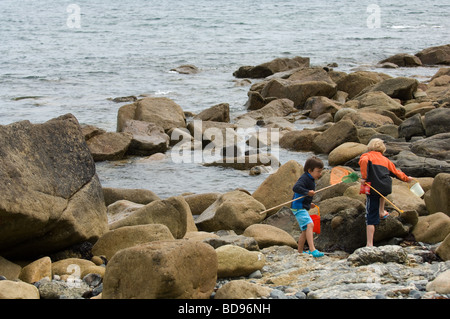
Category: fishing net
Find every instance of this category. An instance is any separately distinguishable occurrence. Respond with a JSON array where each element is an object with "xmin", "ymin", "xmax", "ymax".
[{"xmin": 329, "ymin": 167, "xmax": 359, "ymax": 185}]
